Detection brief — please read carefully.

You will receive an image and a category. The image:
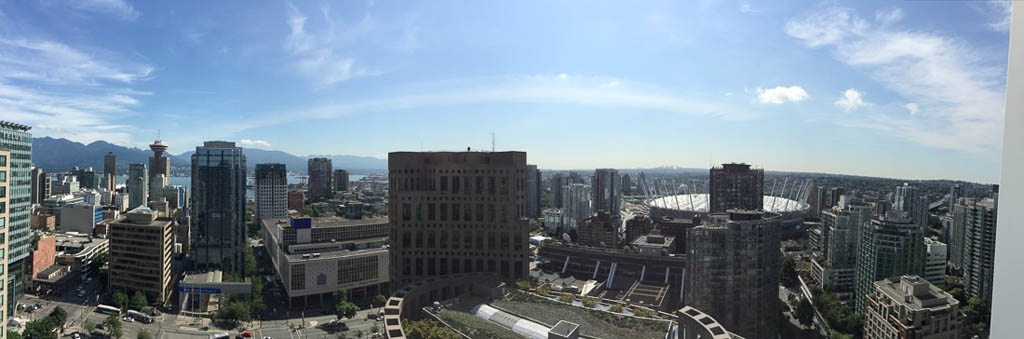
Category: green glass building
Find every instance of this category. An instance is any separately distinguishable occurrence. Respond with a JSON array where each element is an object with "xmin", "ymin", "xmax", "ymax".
[
  {"xmin": 0, "ymin": 121, "xmax": 31, "ymax": 316},
  {"xmin": 854, "ymin": 210, "xmax": 926, "ymax": 314}
]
